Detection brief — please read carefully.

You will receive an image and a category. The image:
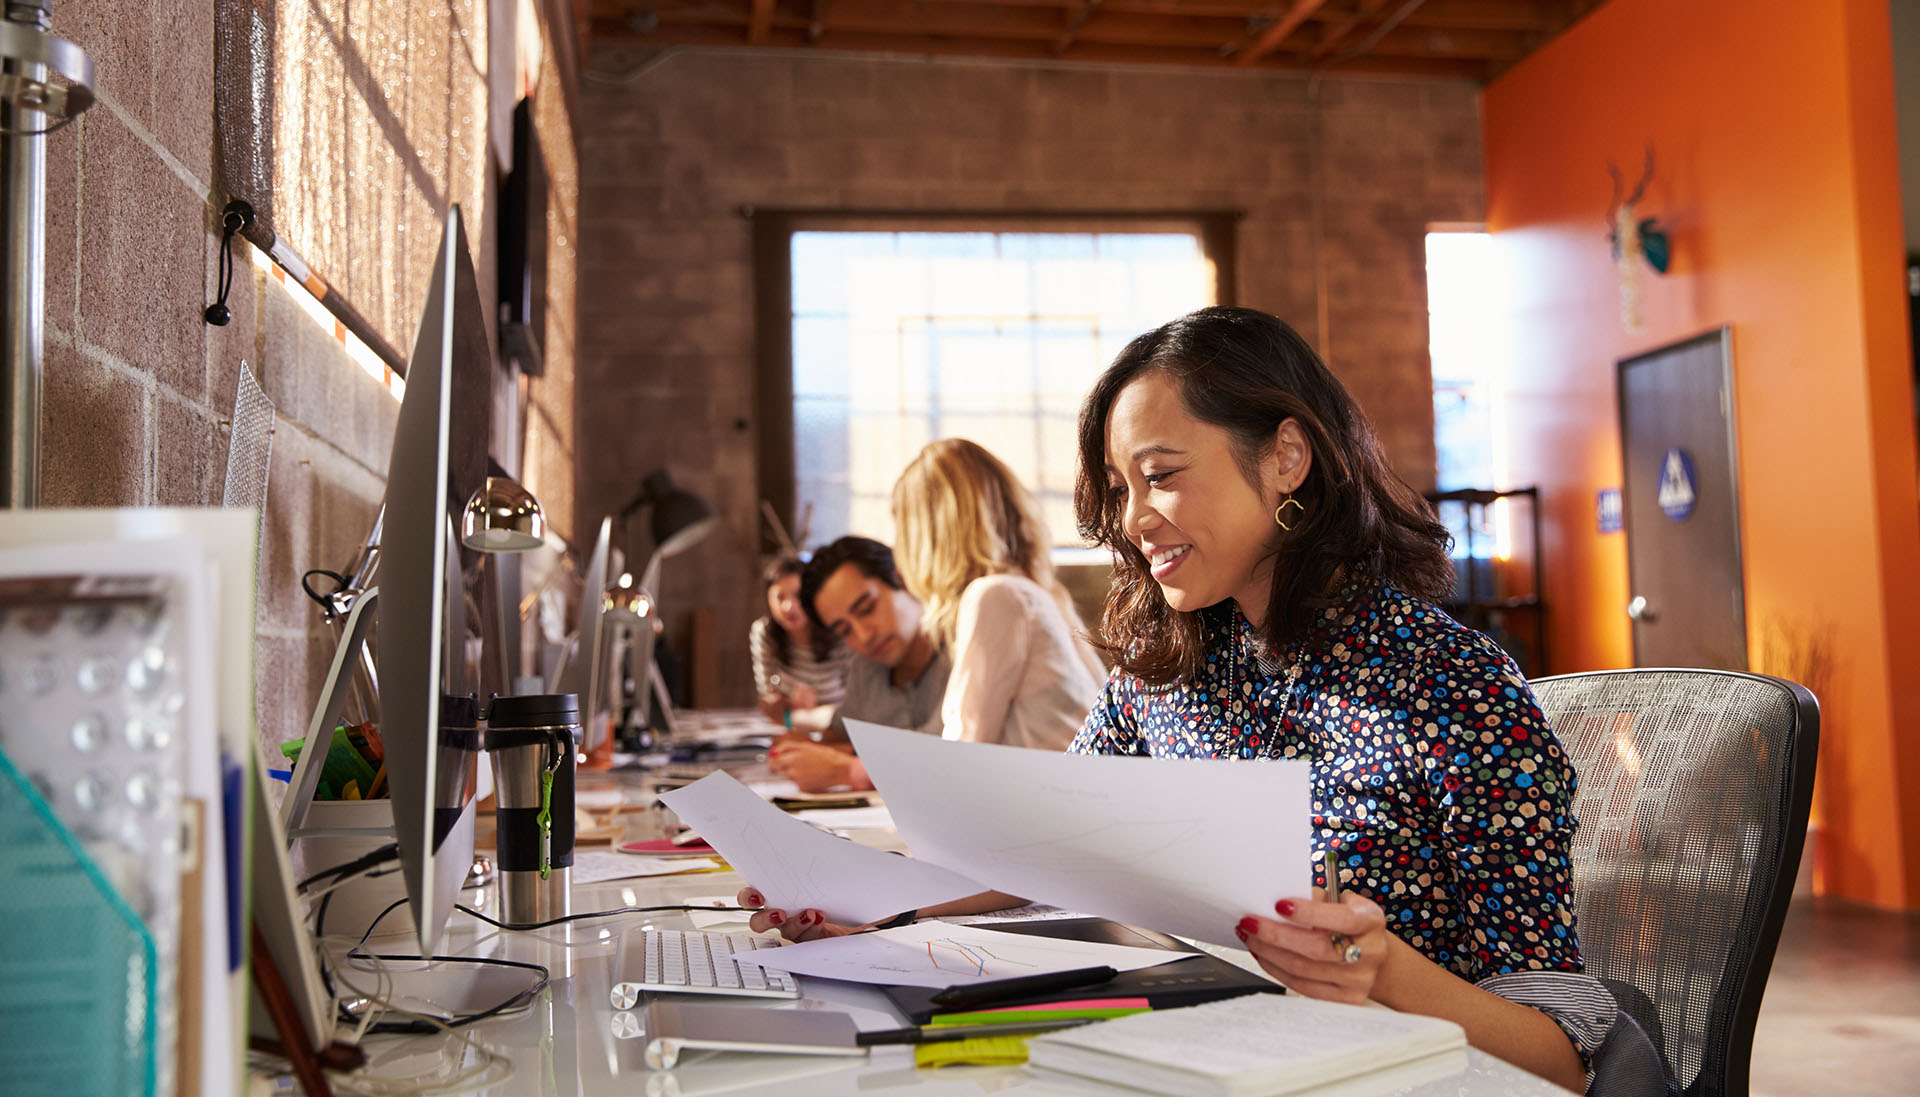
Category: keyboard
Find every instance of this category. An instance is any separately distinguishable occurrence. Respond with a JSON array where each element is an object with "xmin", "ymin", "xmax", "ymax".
[{"xmin": 608, "ymin": 929, "xmax": 800, "ymax": 1007}]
